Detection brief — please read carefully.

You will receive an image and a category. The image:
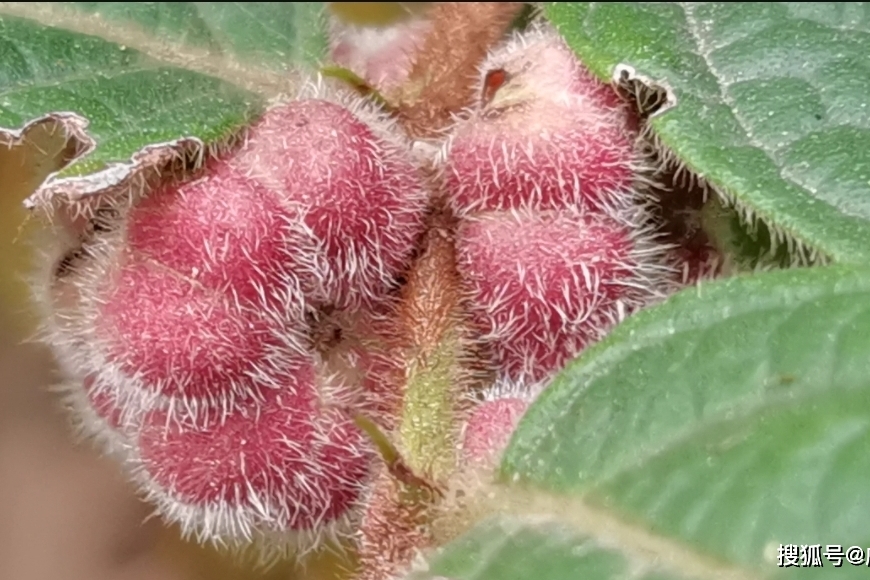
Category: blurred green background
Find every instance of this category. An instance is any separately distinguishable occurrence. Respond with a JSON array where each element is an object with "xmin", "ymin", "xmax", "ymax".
[{"xmin": 0, "ymin": 3, "xmax": 429, "ymax": 579}]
